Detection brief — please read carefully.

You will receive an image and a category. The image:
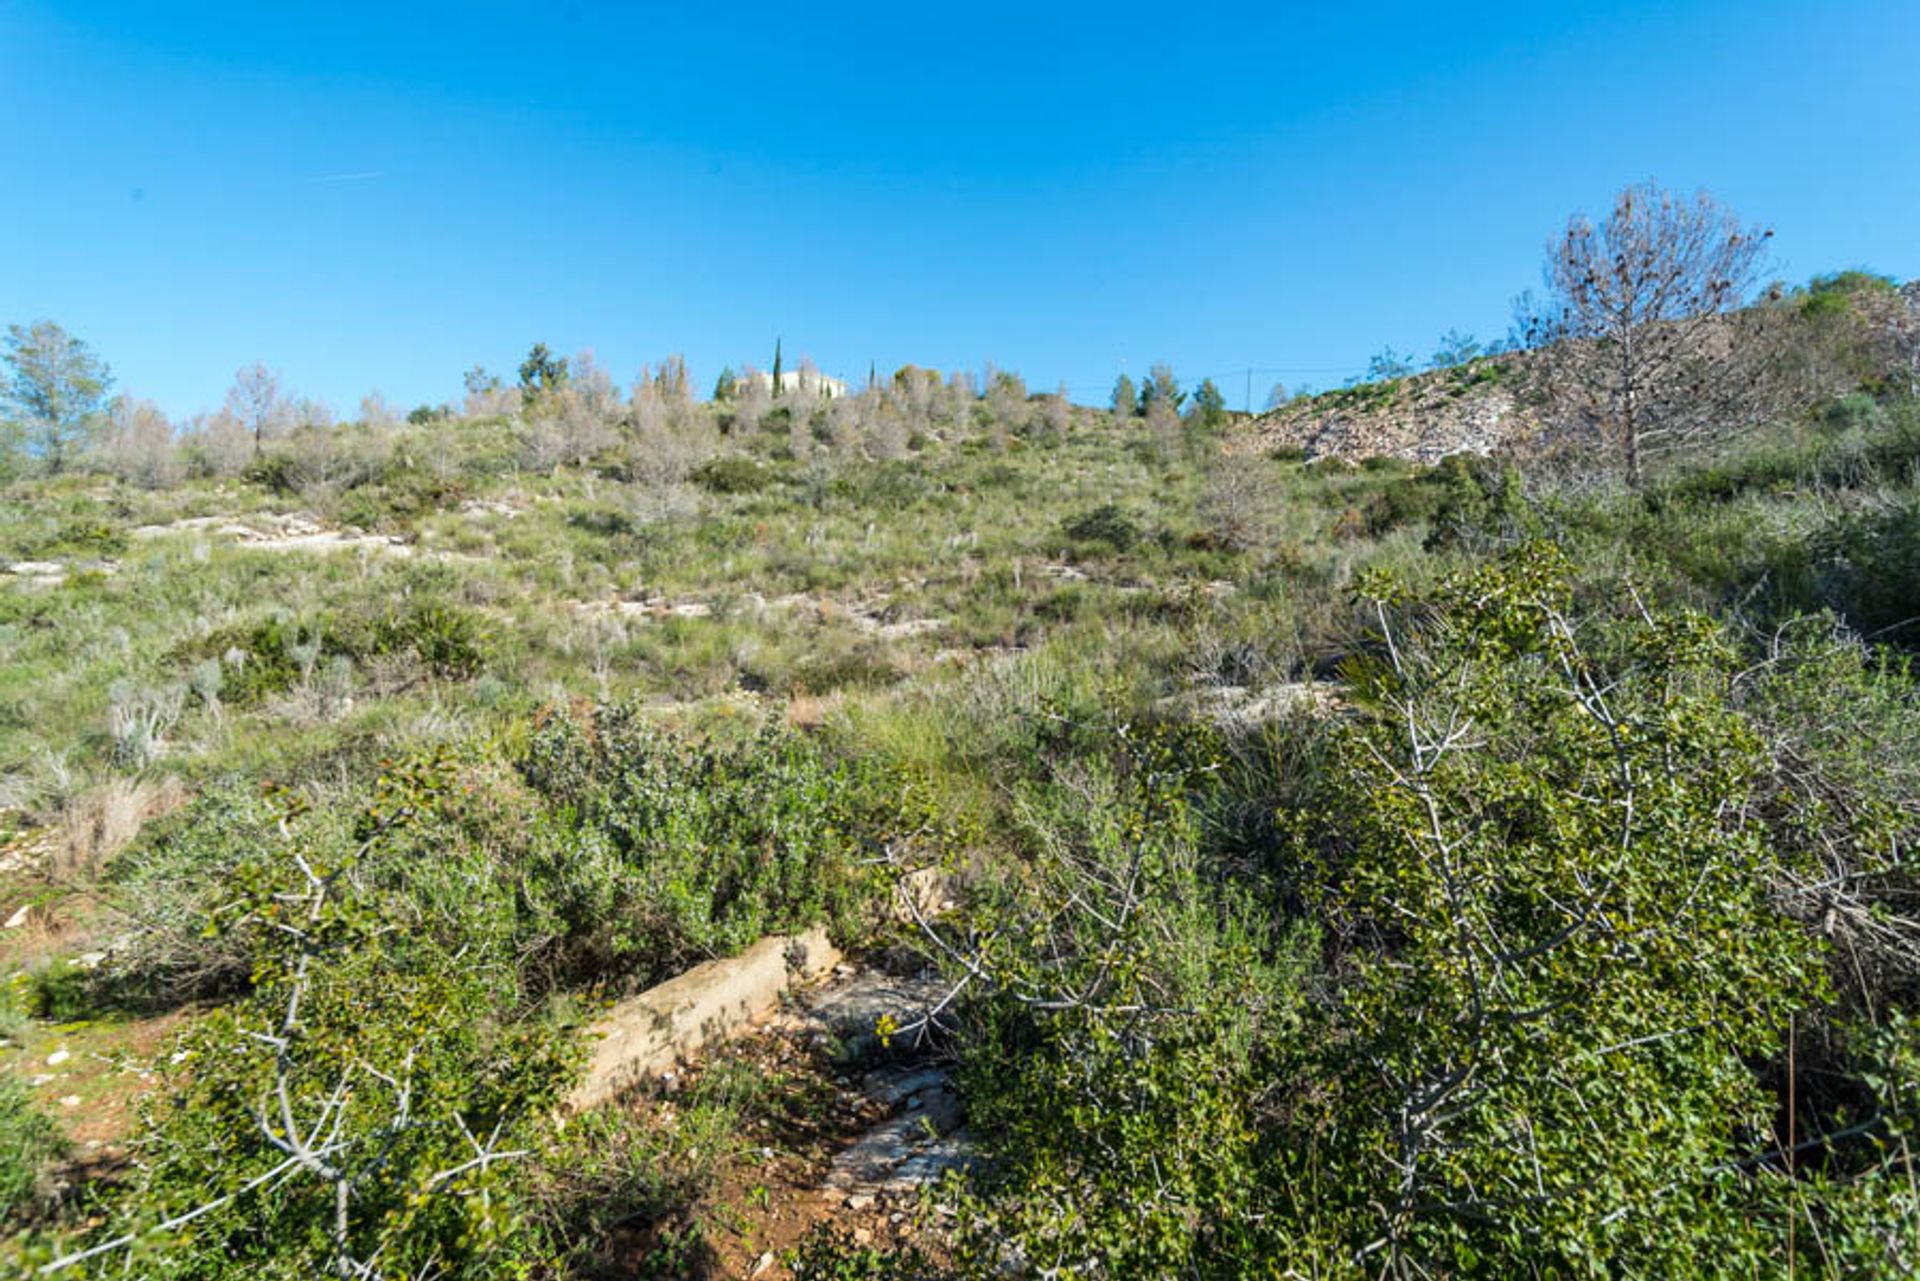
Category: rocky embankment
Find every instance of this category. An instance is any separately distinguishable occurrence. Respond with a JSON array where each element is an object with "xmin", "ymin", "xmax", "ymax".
[{"xmin": 1227, "ymin": 358, "xmax": 1536, "ymax": 464}]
